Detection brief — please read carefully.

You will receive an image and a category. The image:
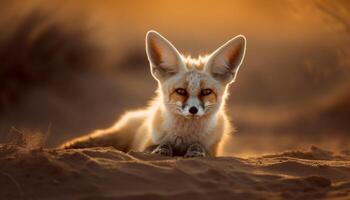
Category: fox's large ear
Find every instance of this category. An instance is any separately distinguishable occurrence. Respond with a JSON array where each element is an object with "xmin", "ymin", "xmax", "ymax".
[
  {"xmin": 205, "ymin": 35, "xmax": 246, "ymax": 84},
  {"xmin": 146, "ymin": 31, "xmax": 185, "ymax": 82}
]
